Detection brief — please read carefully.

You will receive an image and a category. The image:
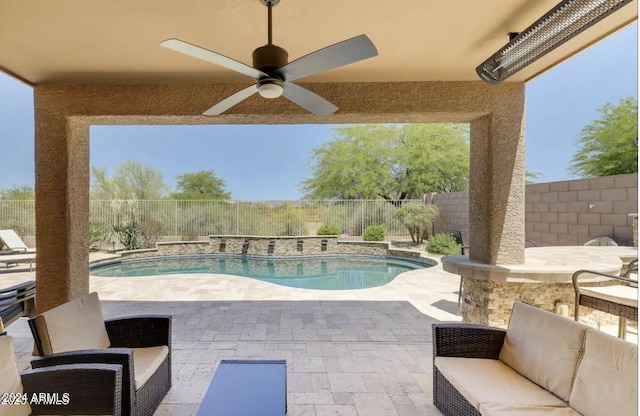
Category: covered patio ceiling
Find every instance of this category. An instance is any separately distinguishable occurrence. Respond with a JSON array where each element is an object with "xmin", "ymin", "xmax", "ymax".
[
  {"xmin": 1, "ymin": 0, "xmax": 637, "ymax": 312},
  {"xmin": 0, "ymin": 0, "xmax": 637, "ymax": 86}
]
